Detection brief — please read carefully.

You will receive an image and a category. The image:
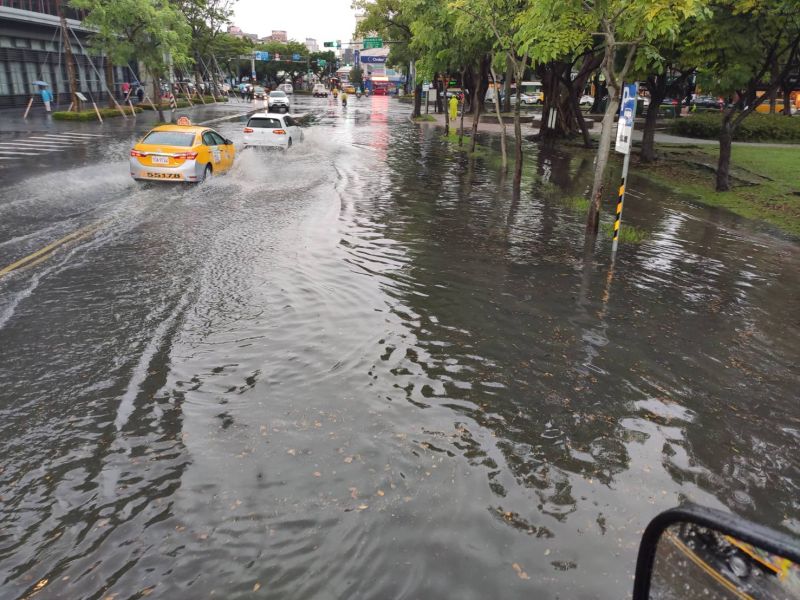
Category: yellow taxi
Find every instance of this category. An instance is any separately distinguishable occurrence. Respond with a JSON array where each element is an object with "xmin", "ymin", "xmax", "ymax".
[
  {"xmin": 344, "ymin": 85, "xmax": 356, "ymax": 94},
  {"xmin": 129, "ymin": 117, "xmax": 235, "ymax": 183}
]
